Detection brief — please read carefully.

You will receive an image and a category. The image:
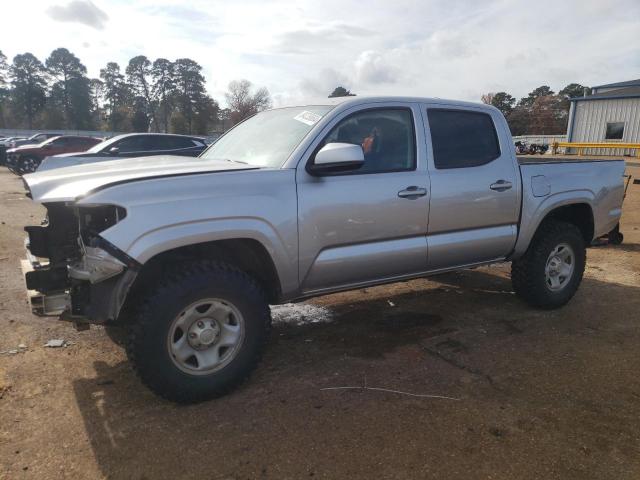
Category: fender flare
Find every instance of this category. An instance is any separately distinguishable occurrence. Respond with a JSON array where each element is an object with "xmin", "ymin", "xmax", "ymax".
[
  {"xmin": 114, "ymin": 217, "xmax": 298, "ymax": 295},
  {"xmin": 511, "ymin": 190, "xmax": 595, "ymax": 258}
]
